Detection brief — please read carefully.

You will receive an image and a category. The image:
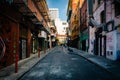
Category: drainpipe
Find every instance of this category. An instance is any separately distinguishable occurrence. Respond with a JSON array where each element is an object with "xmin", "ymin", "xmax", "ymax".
[
  {"xmin": 87, "ymin": 0, "xmax": 93, "ymax": 53},
  {"xmin": 79, "ymin": 8, "xmax": 82, "ymax": 50},
  {"xmin": 103, "ymin": 0, "xmax": 107, "ymax": 57},
  {"xmin": 87, "ymin": 0, "xmax": 93, "ymax": 18},
  {"xmin": 104, "ymin": 0, "xmax": 106, "ymax": 31}
]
